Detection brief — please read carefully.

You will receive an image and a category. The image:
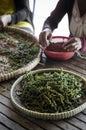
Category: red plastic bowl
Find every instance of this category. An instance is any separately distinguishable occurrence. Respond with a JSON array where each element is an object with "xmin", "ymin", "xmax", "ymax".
[{"xmin": 44, "ymin": 36, "xmax": 75, "ymax": 60}]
